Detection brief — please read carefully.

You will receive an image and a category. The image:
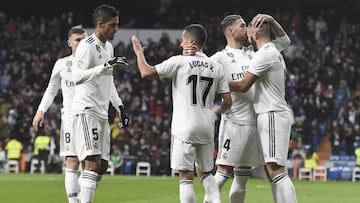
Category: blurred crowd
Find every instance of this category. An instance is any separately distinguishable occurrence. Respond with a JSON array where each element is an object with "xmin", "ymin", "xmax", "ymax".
[{"xmin": 0, "ymin": 3, "xmax": 360, "ymax": 174}]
